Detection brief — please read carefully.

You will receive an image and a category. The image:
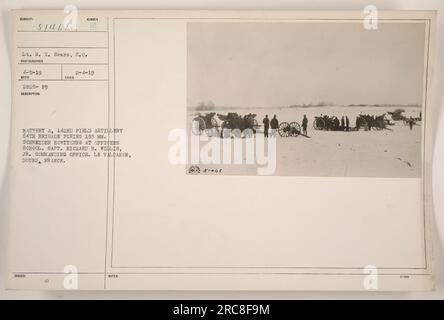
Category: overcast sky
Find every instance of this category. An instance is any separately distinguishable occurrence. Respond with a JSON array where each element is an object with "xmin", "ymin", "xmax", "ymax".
[{"xmin": 187, "ymin": 22, "xmax": 426, "ymax": 108}]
